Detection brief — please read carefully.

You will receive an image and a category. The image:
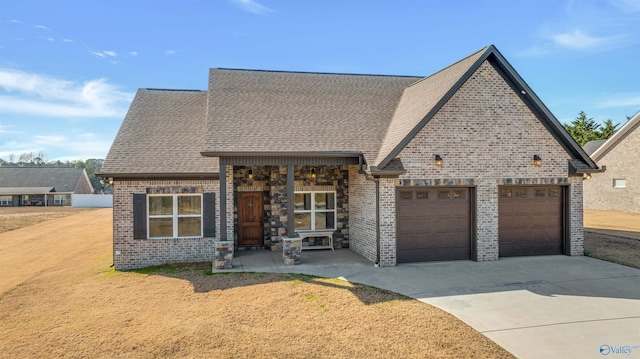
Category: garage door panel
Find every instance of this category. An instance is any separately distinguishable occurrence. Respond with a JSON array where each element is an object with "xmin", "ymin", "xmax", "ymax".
[
  {"xmin": 397, "ymin": 188, "xmax": 472, "ymax": 263},
  {"xmin": 499, "ymin": 186, "xmax": 563, "ymax": 257}
]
